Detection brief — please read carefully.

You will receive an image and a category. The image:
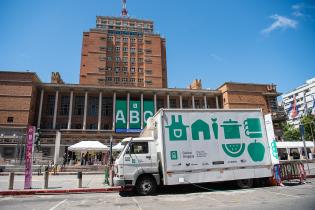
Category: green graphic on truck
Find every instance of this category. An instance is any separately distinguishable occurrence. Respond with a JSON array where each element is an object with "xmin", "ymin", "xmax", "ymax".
[{"xmin": 165, "ymin": 114, "xmax": 266, "ymax": 160}]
